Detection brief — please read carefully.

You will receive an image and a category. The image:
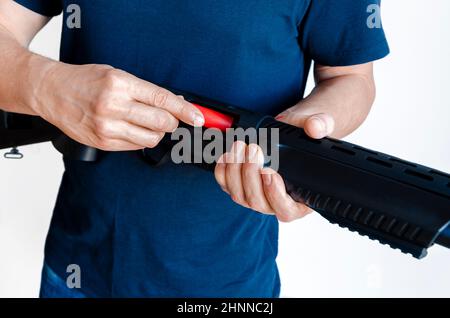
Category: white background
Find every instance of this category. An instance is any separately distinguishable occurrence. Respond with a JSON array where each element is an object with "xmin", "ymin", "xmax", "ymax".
[{"xmin": 1, "ymin": 0, "xmax": 449, "ymax": 297}]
